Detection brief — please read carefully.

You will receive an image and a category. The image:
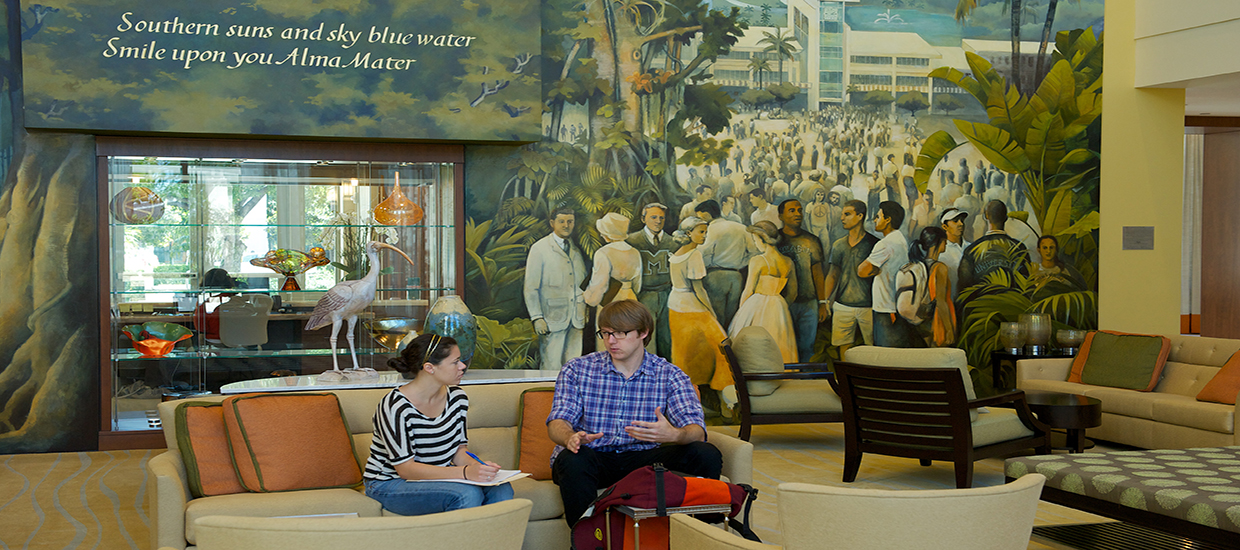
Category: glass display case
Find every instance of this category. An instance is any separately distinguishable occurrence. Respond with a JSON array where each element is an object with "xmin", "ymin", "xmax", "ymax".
[{"xmin": 102, "ymin": 143, "xmax": 460, "ymax": 434}]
